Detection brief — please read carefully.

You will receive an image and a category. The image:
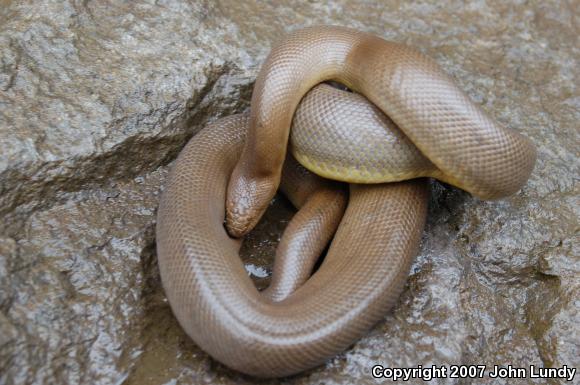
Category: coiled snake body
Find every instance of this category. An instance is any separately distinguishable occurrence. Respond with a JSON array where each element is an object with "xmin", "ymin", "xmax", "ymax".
[{"xmin": 156, "ymin": 26, "xmax": 536, "ymax": 377}]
